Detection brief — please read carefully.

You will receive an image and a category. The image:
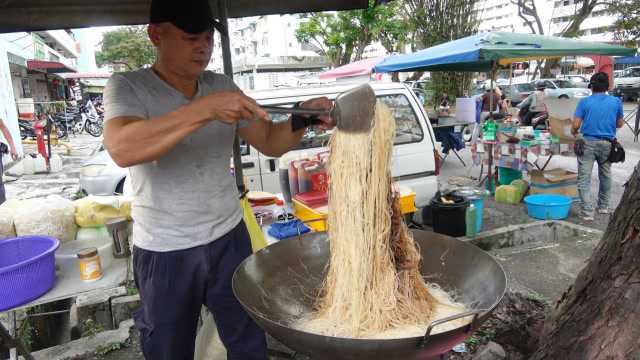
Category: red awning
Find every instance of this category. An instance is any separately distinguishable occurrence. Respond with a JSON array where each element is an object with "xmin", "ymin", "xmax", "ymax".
[{"xmin": 27, "ymin": 59, "xmax": 77, "ymax": 74}]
